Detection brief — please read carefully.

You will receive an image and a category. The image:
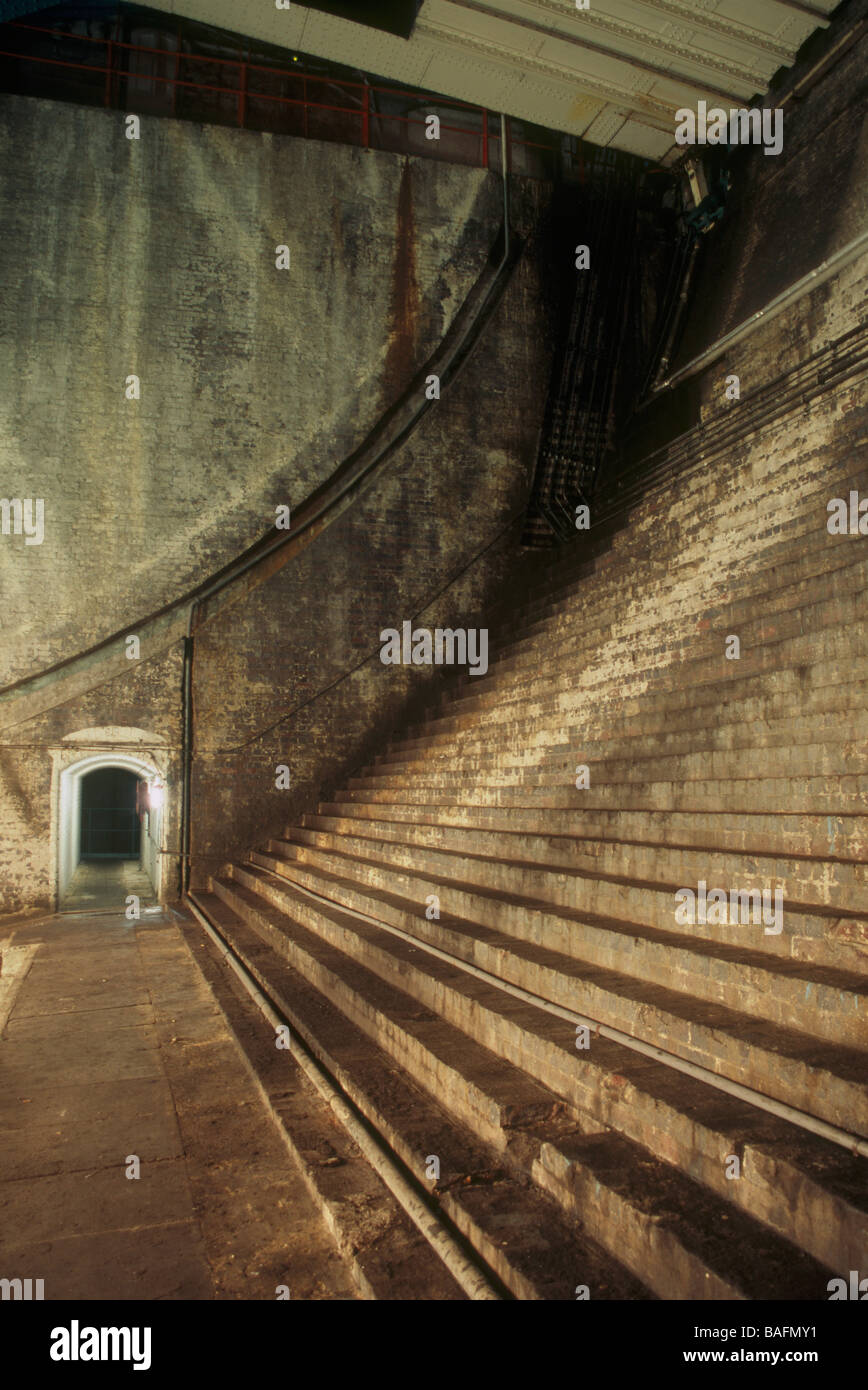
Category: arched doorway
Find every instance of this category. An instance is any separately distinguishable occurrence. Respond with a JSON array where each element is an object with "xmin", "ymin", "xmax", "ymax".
[
  {"xmin": 79, "ymin": 766, "xmax": 141, "ymax": 861},
  {"xmin": 57, "ymin": 753, "xmax": 165, "ymax": 911}
]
